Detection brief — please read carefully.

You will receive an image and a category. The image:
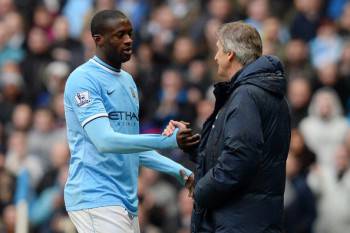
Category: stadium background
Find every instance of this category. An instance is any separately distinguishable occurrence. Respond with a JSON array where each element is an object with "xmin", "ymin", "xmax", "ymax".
[{"xmin": 0, "ymin": 0, "xmax": 349, "ymax": 232}]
